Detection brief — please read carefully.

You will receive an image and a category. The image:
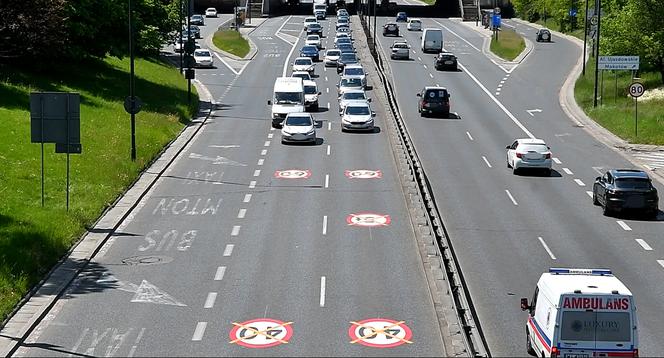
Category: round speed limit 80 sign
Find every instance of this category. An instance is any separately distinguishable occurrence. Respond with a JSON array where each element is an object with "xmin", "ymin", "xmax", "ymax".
[{"xmin": 629, "ymin": 82, "xmax": 644, "ymax": 98}]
